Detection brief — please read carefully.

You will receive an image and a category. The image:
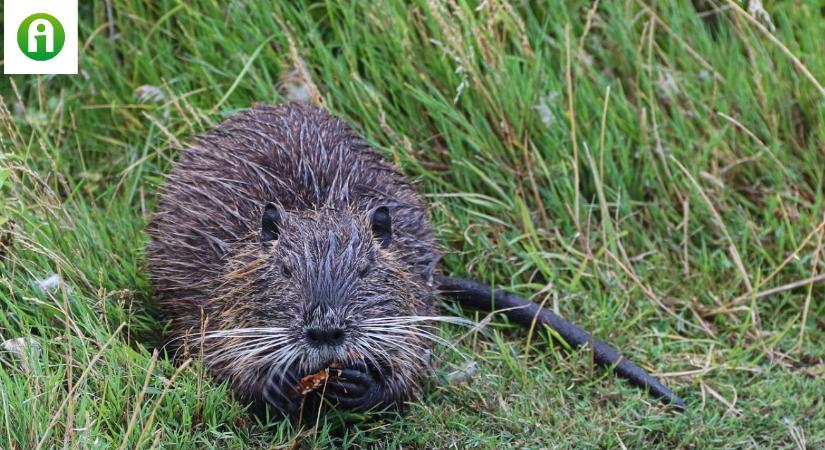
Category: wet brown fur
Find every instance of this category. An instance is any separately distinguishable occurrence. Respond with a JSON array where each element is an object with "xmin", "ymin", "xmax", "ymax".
[{"xmin": 147, "ymin": 103, "xmax": 440, "ymax": 409}]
